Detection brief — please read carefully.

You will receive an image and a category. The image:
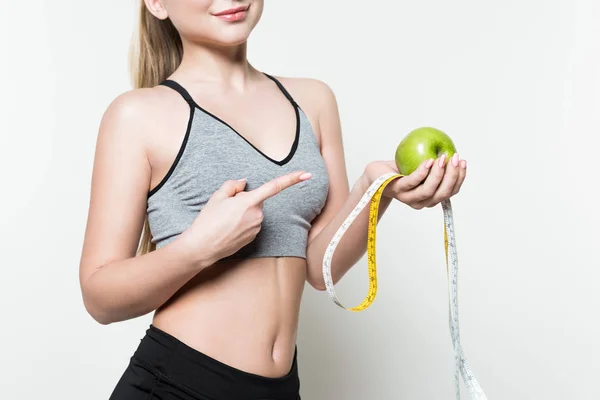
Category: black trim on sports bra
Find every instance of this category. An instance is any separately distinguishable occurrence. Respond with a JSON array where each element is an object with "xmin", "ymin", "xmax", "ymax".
[
  {"xmin": 160, "ymin": 79, "xmax": 195, "ymax": 105},
  {"xmin": 263, "ymin": 73, "xmax": 300, "ymax": 109},
  {"xmin": 157, "ymin": 73, "xmax": 300, "ymax": 167},
  {"xmin": 147, "ymin": 94, "xmax": 195, "ymax": 199}
]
